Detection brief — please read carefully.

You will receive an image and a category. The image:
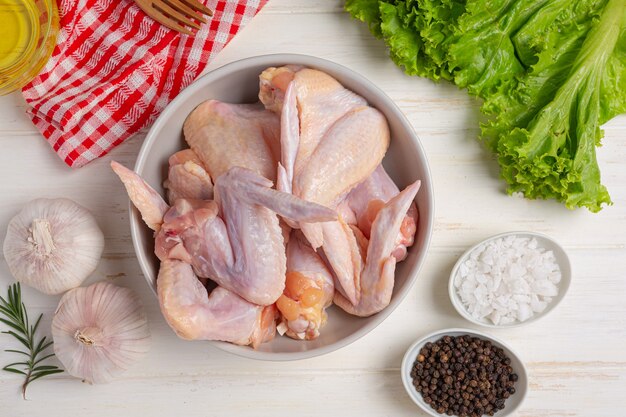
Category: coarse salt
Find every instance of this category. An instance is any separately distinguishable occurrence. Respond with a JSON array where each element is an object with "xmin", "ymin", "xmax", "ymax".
[{"xmin": 454, "ymin": 236, "xmax": 561, "ymax": 325}]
